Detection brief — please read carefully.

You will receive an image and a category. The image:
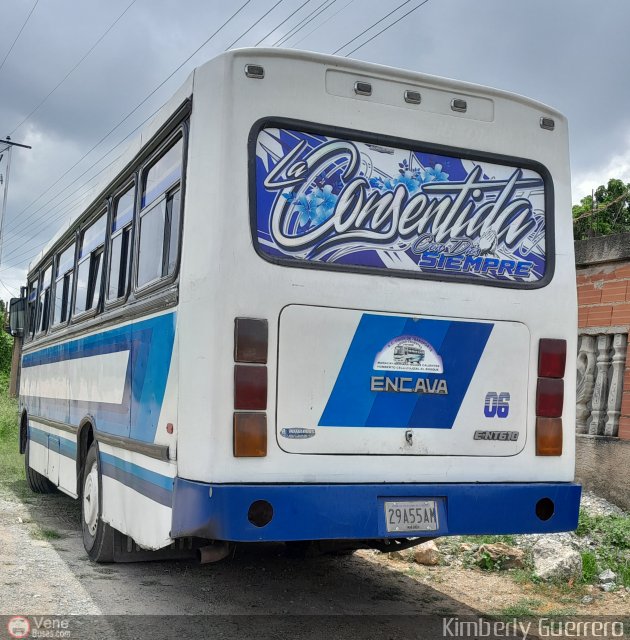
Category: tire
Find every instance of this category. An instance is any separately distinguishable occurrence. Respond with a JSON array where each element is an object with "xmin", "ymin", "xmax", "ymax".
[
  {"xmin": 24, "ymin": 437, "xmax": 56, "ymax": 494},
  {"xmin": 81, "ymin": 442, "xmax": 115, "ymax": 562}
]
